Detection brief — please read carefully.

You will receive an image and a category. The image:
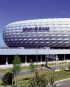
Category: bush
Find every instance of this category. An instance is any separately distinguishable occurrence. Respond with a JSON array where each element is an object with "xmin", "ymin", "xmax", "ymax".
[
  {"xmin": 50, "ymin": 76, "xmax": 54, "ymax": 86},
  {"xmin": 29, "ymin": 71, "xmax": 48, "ymax": 87},
  {"xmin": 2, "ymin": 72, "xmax": 14, "ymax": 85}
]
